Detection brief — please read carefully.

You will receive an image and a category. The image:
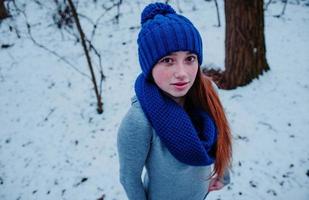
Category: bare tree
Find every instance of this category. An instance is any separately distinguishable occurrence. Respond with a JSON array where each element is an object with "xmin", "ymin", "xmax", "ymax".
[
  {"xmin": 205, "ymin": 0, "xmax": 270, "ymax": 89},
  {"xmin": 3, "ymin": 0, "xmax": 121, "ymax": 113},
  {"xmin": 67, "ymin": 0, "xmax": 103, "ymax": 114}
]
